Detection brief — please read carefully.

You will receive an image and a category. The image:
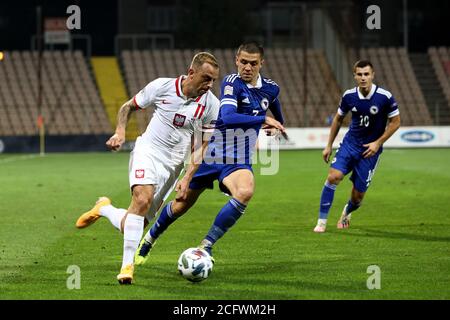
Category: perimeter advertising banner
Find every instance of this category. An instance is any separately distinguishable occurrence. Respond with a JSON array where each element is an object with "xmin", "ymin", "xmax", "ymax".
[{"xmin": 258, "ymin": 126, "xmax": 450, "ymax": 150}]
